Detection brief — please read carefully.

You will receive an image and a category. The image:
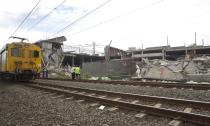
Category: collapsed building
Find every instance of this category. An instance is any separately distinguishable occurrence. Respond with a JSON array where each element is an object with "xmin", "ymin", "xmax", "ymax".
[
  {"xmin": 64, "ymin": 46, "xmax": 136, "ymax": 79},
  {"xmin": 35, "ymin": 36, "xmax": 210, "ymax": 82},
  {"xmin": 129, "ymin": 45, "xmax": 210, "ymax": 82},
  {"xmin": 63, "ymin": 52, "xmax": 104, "ymax": 67},
  {"xmin": 77, "ymin": 44, "xmax": 210, "ymax": 82},
  {"xmin": 35, "ymin": 36, "xmax": 66, "ymax": 78},
  {"xmin": 135, "ymin": 58, "xmax": 209, "ymax": 82},
  {"xmin": 104, "ymin": 46, "xmax": 128, "ymax": 60}
]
